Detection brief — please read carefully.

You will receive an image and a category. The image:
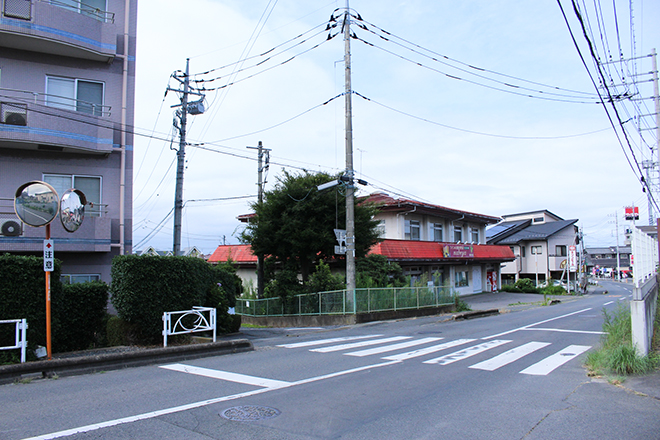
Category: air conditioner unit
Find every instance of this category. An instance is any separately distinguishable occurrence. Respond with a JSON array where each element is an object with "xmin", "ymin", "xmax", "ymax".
[
  {"xmin": 4, "ymin": 112, "xmax": 27, "ymax": 126},
  {"xmin": 0, "ymin": 220, "xmax": 22, "ymax": 237},
  {"xmin": 1, "ymin": 103, "xmax": 27, "ymax": 126}
]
